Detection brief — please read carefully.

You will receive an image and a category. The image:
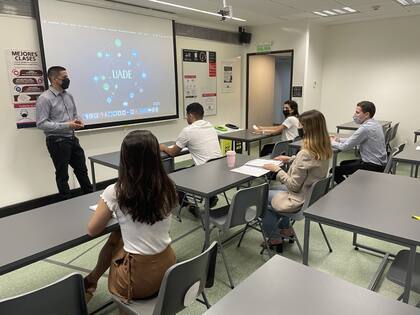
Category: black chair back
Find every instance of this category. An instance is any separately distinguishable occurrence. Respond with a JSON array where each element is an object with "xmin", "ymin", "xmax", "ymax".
[{"xmin": 0, "ymin": 273, "xmax": 88, "ymax": 315}]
